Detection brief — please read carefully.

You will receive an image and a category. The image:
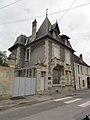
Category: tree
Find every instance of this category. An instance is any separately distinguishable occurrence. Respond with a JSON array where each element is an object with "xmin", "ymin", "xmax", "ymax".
[{"xmin": 0, "ymin": 51, "xmax": 8, "ymax": 66}]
